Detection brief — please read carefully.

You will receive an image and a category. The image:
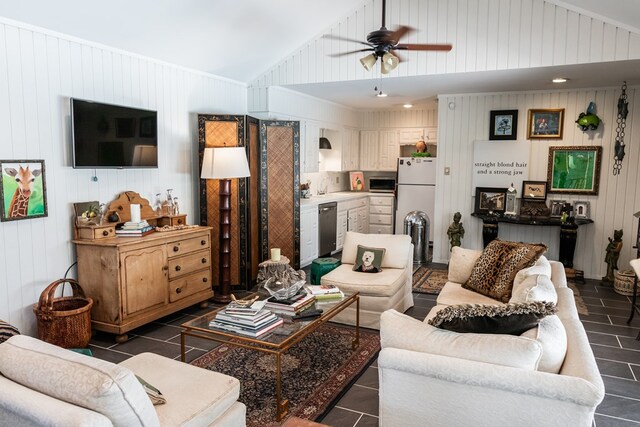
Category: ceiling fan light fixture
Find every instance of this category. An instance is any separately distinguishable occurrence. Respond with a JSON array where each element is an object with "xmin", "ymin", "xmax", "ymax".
[
  {"xmin": 381, "ymin": 52, "xmax": 399, "ymax": 74},
  {"xmin": 360, "ymin": 53, "xmax": 377, "ymax": 71}
]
